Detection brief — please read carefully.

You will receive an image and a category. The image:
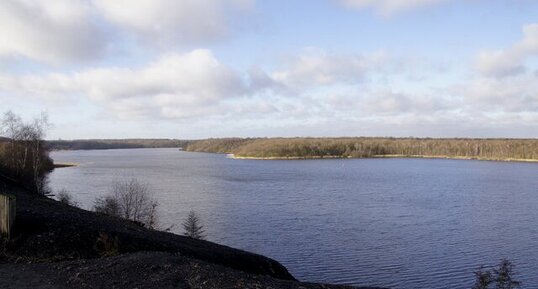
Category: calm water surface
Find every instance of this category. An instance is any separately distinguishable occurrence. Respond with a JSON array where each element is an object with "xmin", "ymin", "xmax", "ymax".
[{"xmin": 49, "ymin": 148, "xmax": 538, "ymax": 289}]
